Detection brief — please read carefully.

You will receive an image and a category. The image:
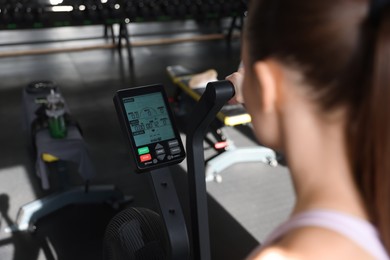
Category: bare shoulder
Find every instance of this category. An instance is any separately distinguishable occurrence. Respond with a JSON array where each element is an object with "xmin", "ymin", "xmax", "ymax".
[
  {"xmin": 248, "ymin": 227, "xmax": 375, "ymax": 260},
  {"xmin": 247, "ymin": 246, "xmax": 299, "ymax": 260}
]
